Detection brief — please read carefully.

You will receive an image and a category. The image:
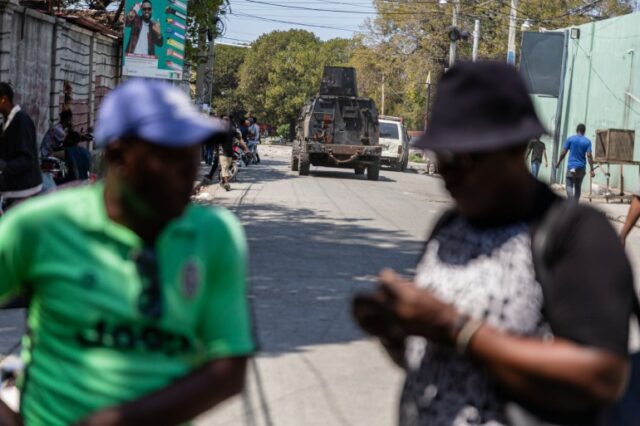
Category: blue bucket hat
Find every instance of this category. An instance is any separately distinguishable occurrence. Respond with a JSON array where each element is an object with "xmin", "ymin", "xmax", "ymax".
[{"xmin": 95, "ymin": 79, "xmax": 225, "ymax": 148}]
